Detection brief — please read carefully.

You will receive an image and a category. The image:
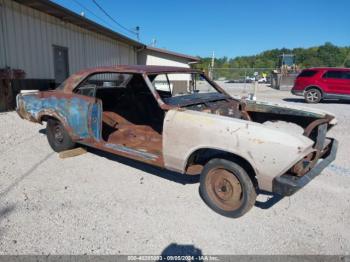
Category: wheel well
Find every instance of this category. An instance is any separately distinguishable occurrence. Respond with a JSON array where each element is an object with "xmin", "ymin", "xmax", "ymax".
[
  {"xmin": 186, "ymin": 148, "xmax": 258, "ymax": 187},
  {"xmin": 39, "ymin": 113, "xmax": 65, "ymax": 125},
  {"xmin": 305, "ymin": 86, "xmax": 323, "ymax": 96},
  {"xmin": 40, "ymin": 115, "xmax": 56, "ymax": 122}
]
